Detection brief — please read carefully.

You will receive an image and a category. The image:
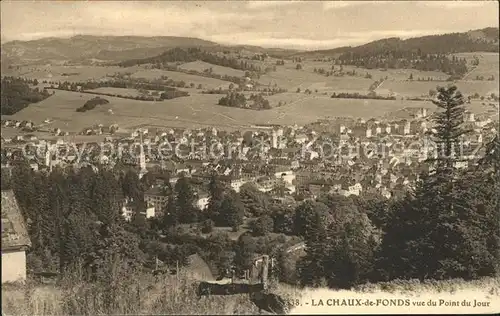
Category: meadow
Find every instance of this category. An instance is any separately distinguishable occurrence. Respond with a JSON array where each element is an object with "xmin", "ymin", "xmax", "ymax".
[
  {"xmin": 2, "ymin": 64, "xmax": 233, "ymax": 90},
  {"xmin": 179, "ymin": 60, "xmax": 246, "ymax": 77},
  {"xmin": 378, "ymin": 79, "xmax": 499, "ymax": 98},
  {"xmin": 3, "ymin": 53, "xmax": 498, "ymax": 134},
  {"xmin": 453, "ymin": 80, "xmax": 499, "ymax": 96},
  {"xmin": 284, "ymin": 60, "xmax": 450, "ymax": 82},
  {"xmin": 1, "ymin": 64, "xmax": 135, "ymax": 83},
  {"xmin": 131, "ymin": 68, "xmax": 232, "ymax": 90},
  {"xmin": 455, "ymin": 52, "xmax": 499, "ymax": 80},
  {"xmin": 258, "ymin": 67, "xmax": 372, "ymax": 93},
  {"xmin": 5, "ymin": 86, "xmax": 495, "ymax": 135},
  {"xmin": 86, "ymin": 87, "xmax": 144, "ymax": 97}
]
